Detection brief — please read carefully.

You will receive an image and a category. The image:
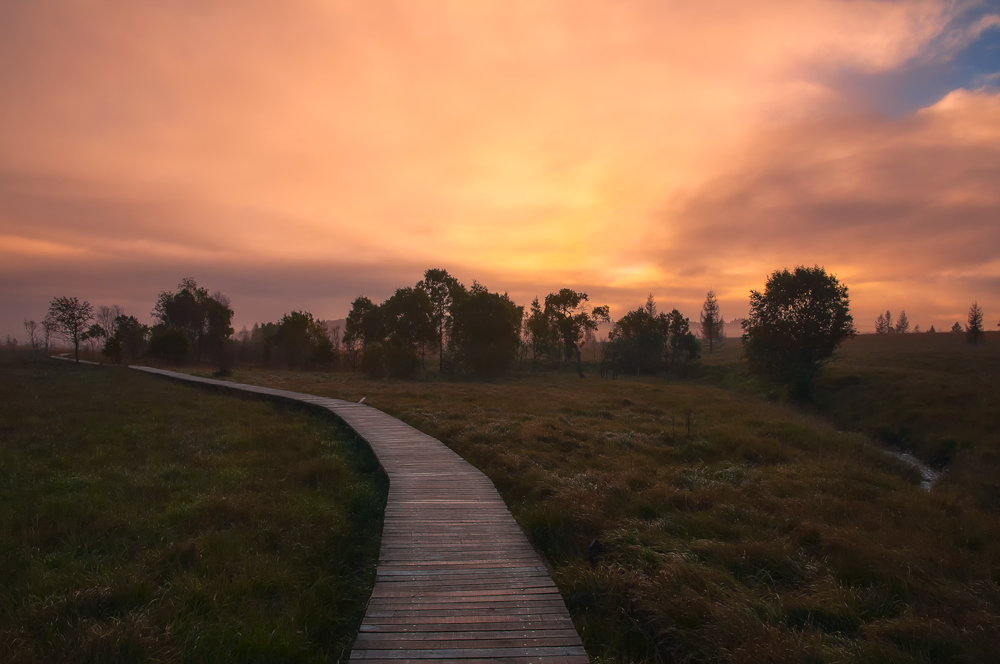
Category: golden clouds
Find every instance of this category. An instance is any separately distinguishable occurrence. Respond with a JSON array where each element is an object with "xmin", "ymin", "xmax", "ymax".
[{"xmin": 0, "ymin": 1, "xmax": 997, "ymax": 333}]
